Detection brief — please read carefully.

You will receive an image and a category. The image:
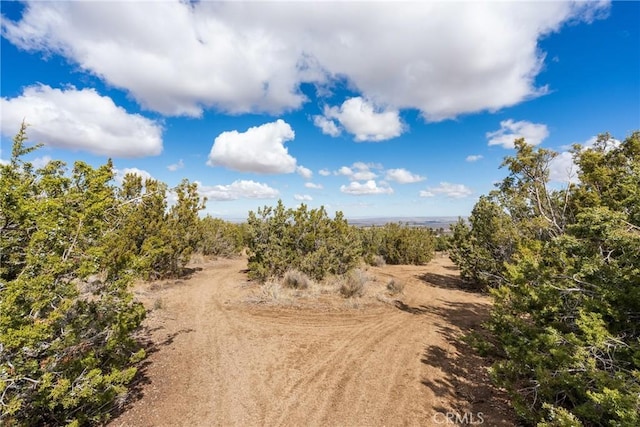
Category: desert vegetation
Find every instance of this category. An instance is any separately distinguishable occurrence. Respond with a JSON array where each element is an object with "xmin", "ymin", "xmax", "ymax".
[
  {"xmin": 245, "ymin": 201, "xmax": 437, "ymax": 300},
  {"xmin": 3, "ymin": 123, "xmax": 638, "ymax": 427},
  {"xmin": 359, "ymin": 223, "xmax": 436, "ymax": 266},
  {"xmin": 449, "ymin": 132, "xmax": 640, "ymax": 426},
  {"xmin": 246, "ymin": 202, "xmax": 361, "ymax": 282},
  {"xmin": 0, "ymin": 124, "xmax": 241, "ymax": 425}
]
